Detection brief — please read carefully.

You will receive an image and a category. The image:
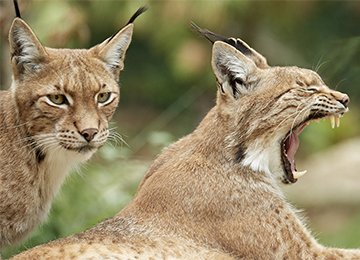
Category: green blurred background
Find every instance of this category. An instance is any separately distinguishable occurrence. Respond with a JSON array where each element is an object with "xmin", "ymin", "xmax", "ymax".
[{"xmin": 1, "ymin": 0, "xmax": 360, "ymax": 258}]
